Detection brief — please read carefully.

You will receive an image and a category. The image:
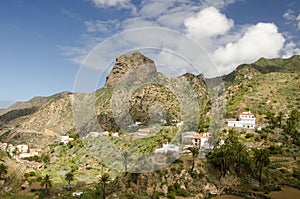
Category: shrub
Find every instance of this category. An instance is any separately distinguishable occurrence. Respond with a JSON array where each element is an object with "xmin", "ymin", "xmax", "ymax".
[
  {"xmin": 168, "ymin": 185, "xmax": 175, "ymax": 193},
  {"xmin": 152, "ymin": 191, "xmax": 165, "ymax": 198},
  {"xmin": 245, "ymin": 133, "xmax": 254, "ymax": 139},
  {"xmin": 167, "ymin": 192, "xmax": 175, "ymax": 199},
  {"xmin": 24, "ymin": 173, "xmax": 30, "ymax": 178},
  {"xmin": 268, "ymin": 145, "xmax": 282, "ymax": 155},
  {"xmin": 292, "ymin": 168, "xmax": 300, "ymax": 180},
  {"xmin": 29, "ymin": 171, "xmax": 36, "ymax": 176},
  {"xmin": 261, "ymin": 133, "xmax": 268, "ymax": 139},
  {"xmin": 254, "ymin": 136, "xmax": 261, "ymax": 142},
  {"xmin": 176, "ymin": 188, "xmax": 189, "ymax": 197}
]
